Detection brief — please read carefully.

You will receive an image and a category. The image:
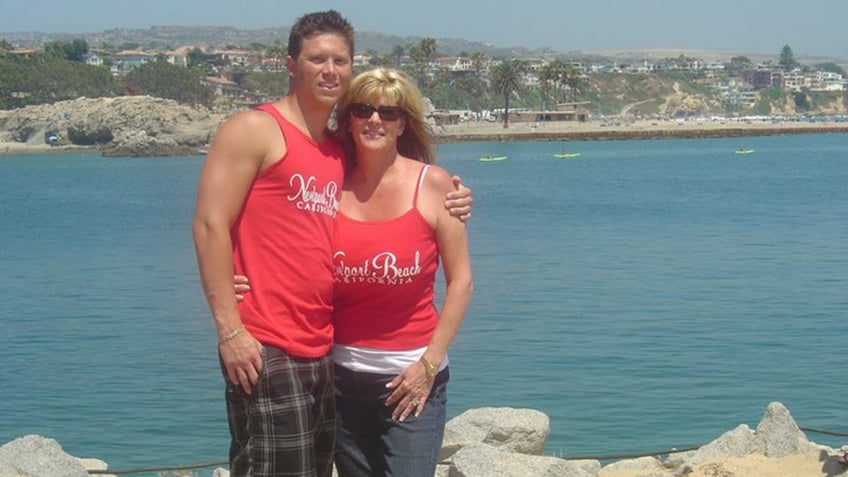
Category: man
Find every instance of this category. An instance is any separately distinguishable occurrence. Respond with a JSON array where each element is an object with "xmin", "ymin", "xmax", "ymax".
[{"xmin": 193, "ymin": 10, "xmax": 470, "ymax": 477}]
